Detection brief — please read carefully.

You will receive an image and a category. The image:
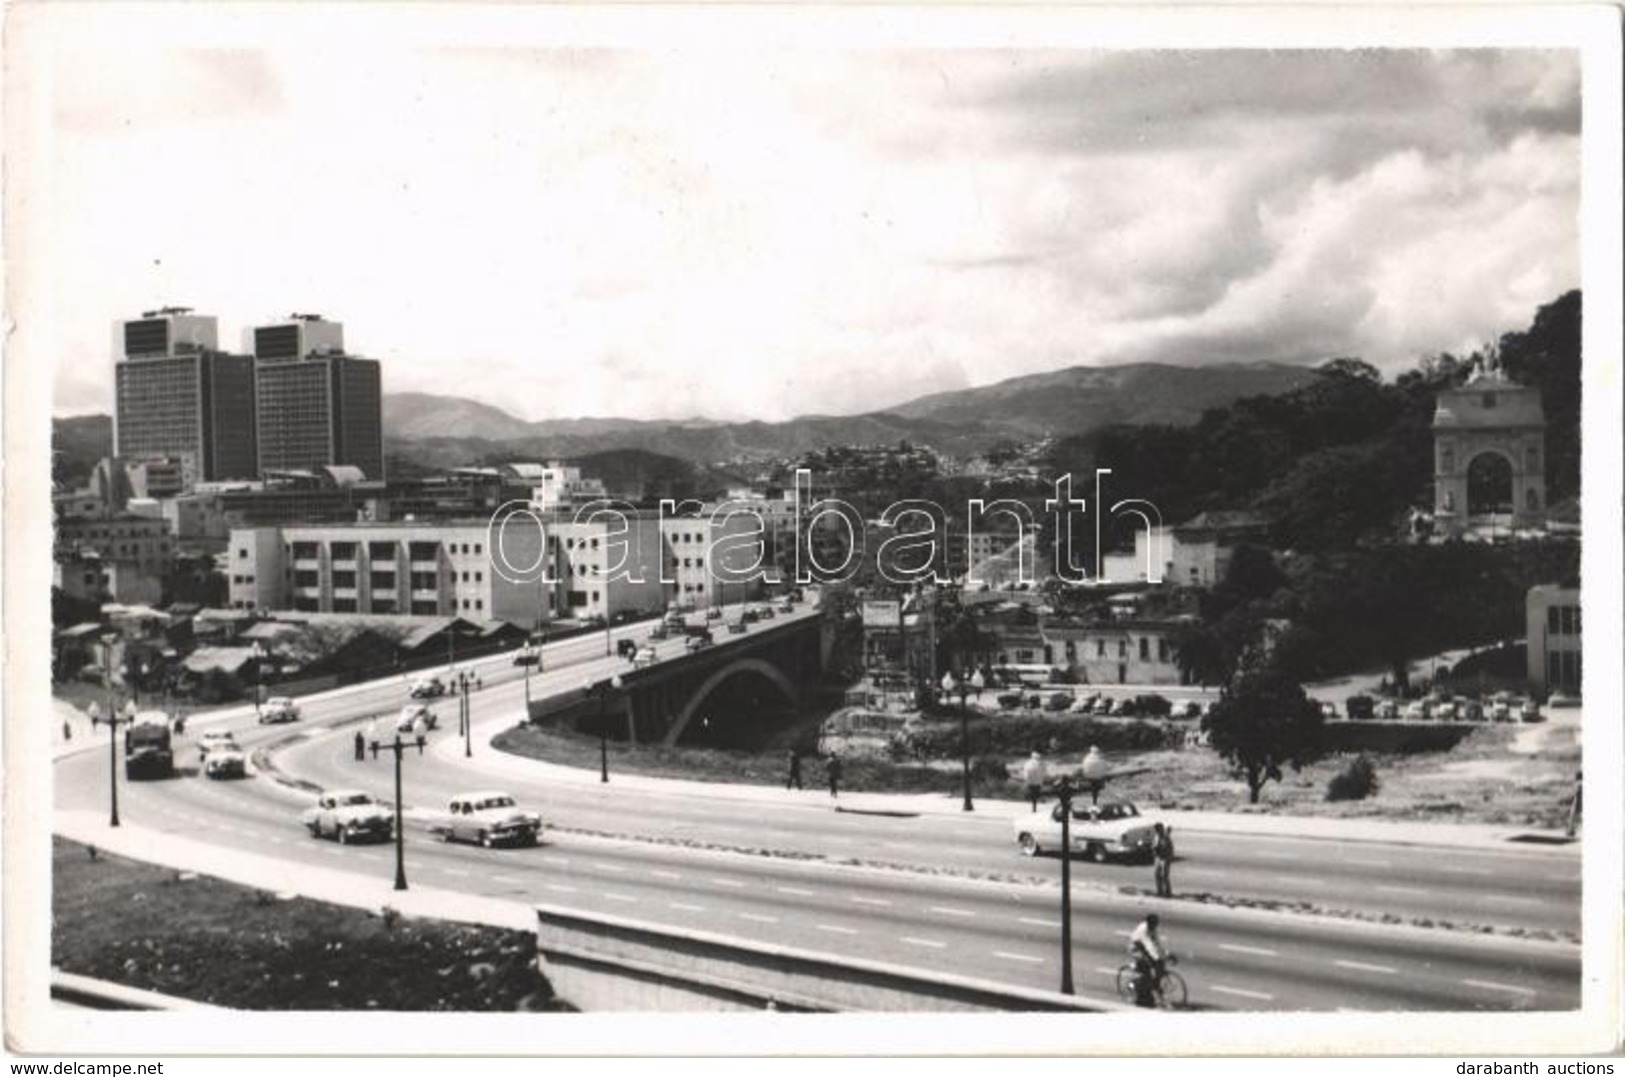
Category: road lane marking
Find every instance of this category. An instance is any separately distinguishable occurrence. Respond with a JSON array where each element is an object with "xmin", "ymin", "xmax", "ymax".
[
  {"xmin": 776, "ymin": 886, "xmax": 817, "ymax": 897},
  {"xmin": 602, "ymin": 893, "xmax": 638, "ymax": 904},
  {"xmin": 851, "ymin": 897, "xmax": 891, "ymax": 907},
  {"xmin": 927, "ymin": 906, "xmax": 976, "ymax": 918},
  {"xmin": 1376, "ymin": 885, "xmax": 1429, "ymax": 896},
  {"xmin": 993, "ymin": 952, "xmax": 1044, "ymax": 964},
  {"xmin": 1220, "ymin": 944, "xmax": 1279, "ymax": 957},
  {"xmin": 1462, "ymin": 979, "xmax": 1537, "ymax": 996},
  {"xmin": 710, "ymin": 878, "xmax": 746, "ymax": 889},
  {"xmin": 594, "ymin": 863, "xmax": 628, "ymax": 873},
  {"xmin": 441, "ymin": 868, "xmax": 471, "ymax": 878},
  {"xmin": 1212, "ymin": 985, "xmax": 1274, "ymax": 1001},
  {"xmin": 1273, "ymin": 875, "xmax": 1324, "ymax": 888},
  {"xmin": 816, "ymin": 925, "xmax": 859, "ymax": 935},
  {"xmin": 1251, "ymin": 851, "xmax": 1294, "ymax": 861},
  {"xmin": 1482, "ymin": 895, "xmax": 1542, "ymax": 906},
  {"xmin": 544, "ymin": 883, "xmax": 579, "ymax": 894},
  {"xmin": 1093, "ymin": 966, "xmax": 1119, "ymax": 977},
  {"xmin": 901, "ymin": 937, "xmax": 946, "ymax": 949},
  {"xmin": 668, "ymin": 902, "xmax": 706, "ymax": 912},
  {"xmin": 491, "ymin": 875, "xmax": 520, "ymax": 885},
  {"xmin": 1112, "ymin": 930, "xmax": 1132, "ymax": 938},
  {"xmin": 1335, "ymin": 960, "xmax": 1397, "ymax": 975},
  {"xmin": 739, "ymin": 913, "xmax": 779, "ymax": 924},
  {"xmin": 1018, "ymin": 917, "xmax": 1060, "ymax": 929},
  {"xmin": 650, "ymin": 870, "xmax": 682, "ymax": 880},
  {"xmin": 540, "ymin": 855, "xmax": 571, "ymax": 866},
  {"xmin": 1345, "ymin": 857, "xmax": 1392, "ymax": 867}
]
